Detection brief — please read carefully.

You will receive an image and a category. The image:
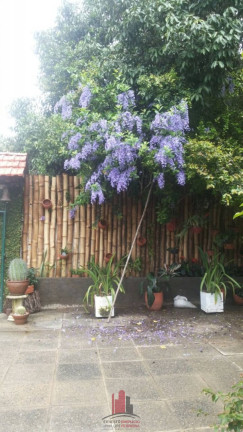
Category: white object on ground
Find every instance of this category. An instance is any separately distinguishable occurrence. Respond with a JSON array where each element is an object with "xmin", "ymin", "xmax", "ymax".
[{"xmin": 174, "ymin": 295, "xmax": 197, "ymax": 309}]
